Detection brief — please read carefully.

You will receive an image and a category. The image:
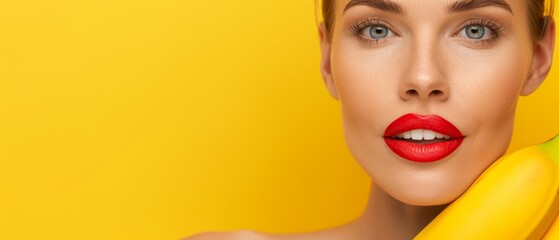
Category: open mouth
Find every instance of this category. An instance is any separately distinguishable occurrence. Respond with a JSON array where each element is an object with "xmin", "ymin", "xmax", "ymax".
[
  {"xmin": 384, "ymin": 114, "xmax": 465, "ymax": 162},
  {"xmin": 391, "ymin": 129, "xmax": 451, "ymax": 143}
]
